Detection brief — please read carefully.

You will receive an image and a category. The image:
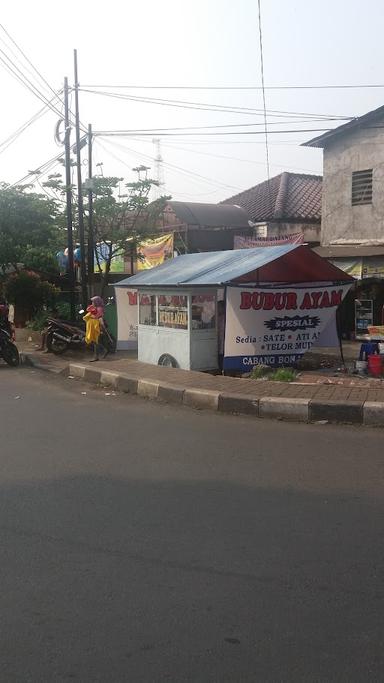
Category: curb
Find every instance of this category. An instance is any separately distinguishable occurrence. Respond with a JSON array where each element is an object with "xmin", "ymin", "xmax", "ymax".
[
  {"xmin": 63, "ymin": 362, "xmax": 384, "ymax": 427},
  {"xmin": 21, "ymin": 354, "xmax": 384, "ymax": 427},
  {"xmin": 20, "ymin": 352, "xmax": 68, "ymax": 376}
]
